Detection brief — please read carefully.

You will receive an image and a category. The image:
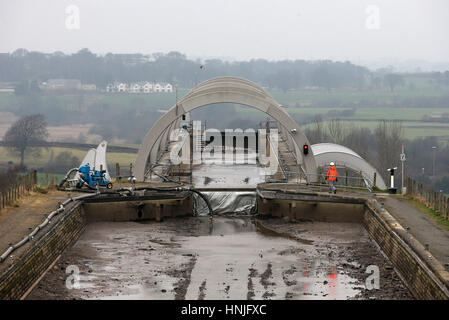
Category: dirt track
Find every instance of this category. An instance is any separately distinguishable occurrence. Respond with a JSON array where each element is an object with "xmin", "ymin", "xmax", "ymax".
[{"xmin": 27, "ymin": 216, "xmax": 412, "ymax": 300}]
